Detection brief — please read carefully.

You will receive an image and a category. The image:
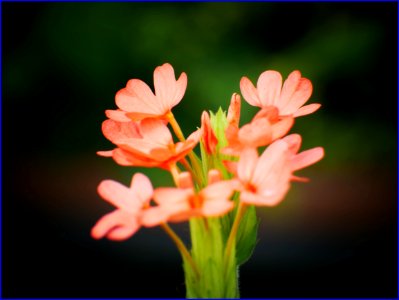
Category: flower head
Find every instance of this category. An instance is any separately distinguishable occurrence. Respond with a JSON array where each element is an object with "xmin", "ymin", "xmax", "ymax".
[
  {"xmin": 108, "ymin": 63, "xmax": 187, "ymax": 121},
  {"xmin": 223, "ymin": 94, "xmax": 294, "ymax": 155},
  {"xmin": 98, "ymin": 118, "xmax": 201, "ymax": 169},
  {"xmin": 141, "ymin": 171, "xmax": 234, "ymax": 226},
  {"xmin": 240, "ymin": 70, "xmax": 320, "ymax": 117},
  {"xmin": 91, "ymin": 173, "xmax": 153, "ymax": 241},
  {"xmin": 232, "ymin": 141, "xmax": 292, "ymax": 207}
]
